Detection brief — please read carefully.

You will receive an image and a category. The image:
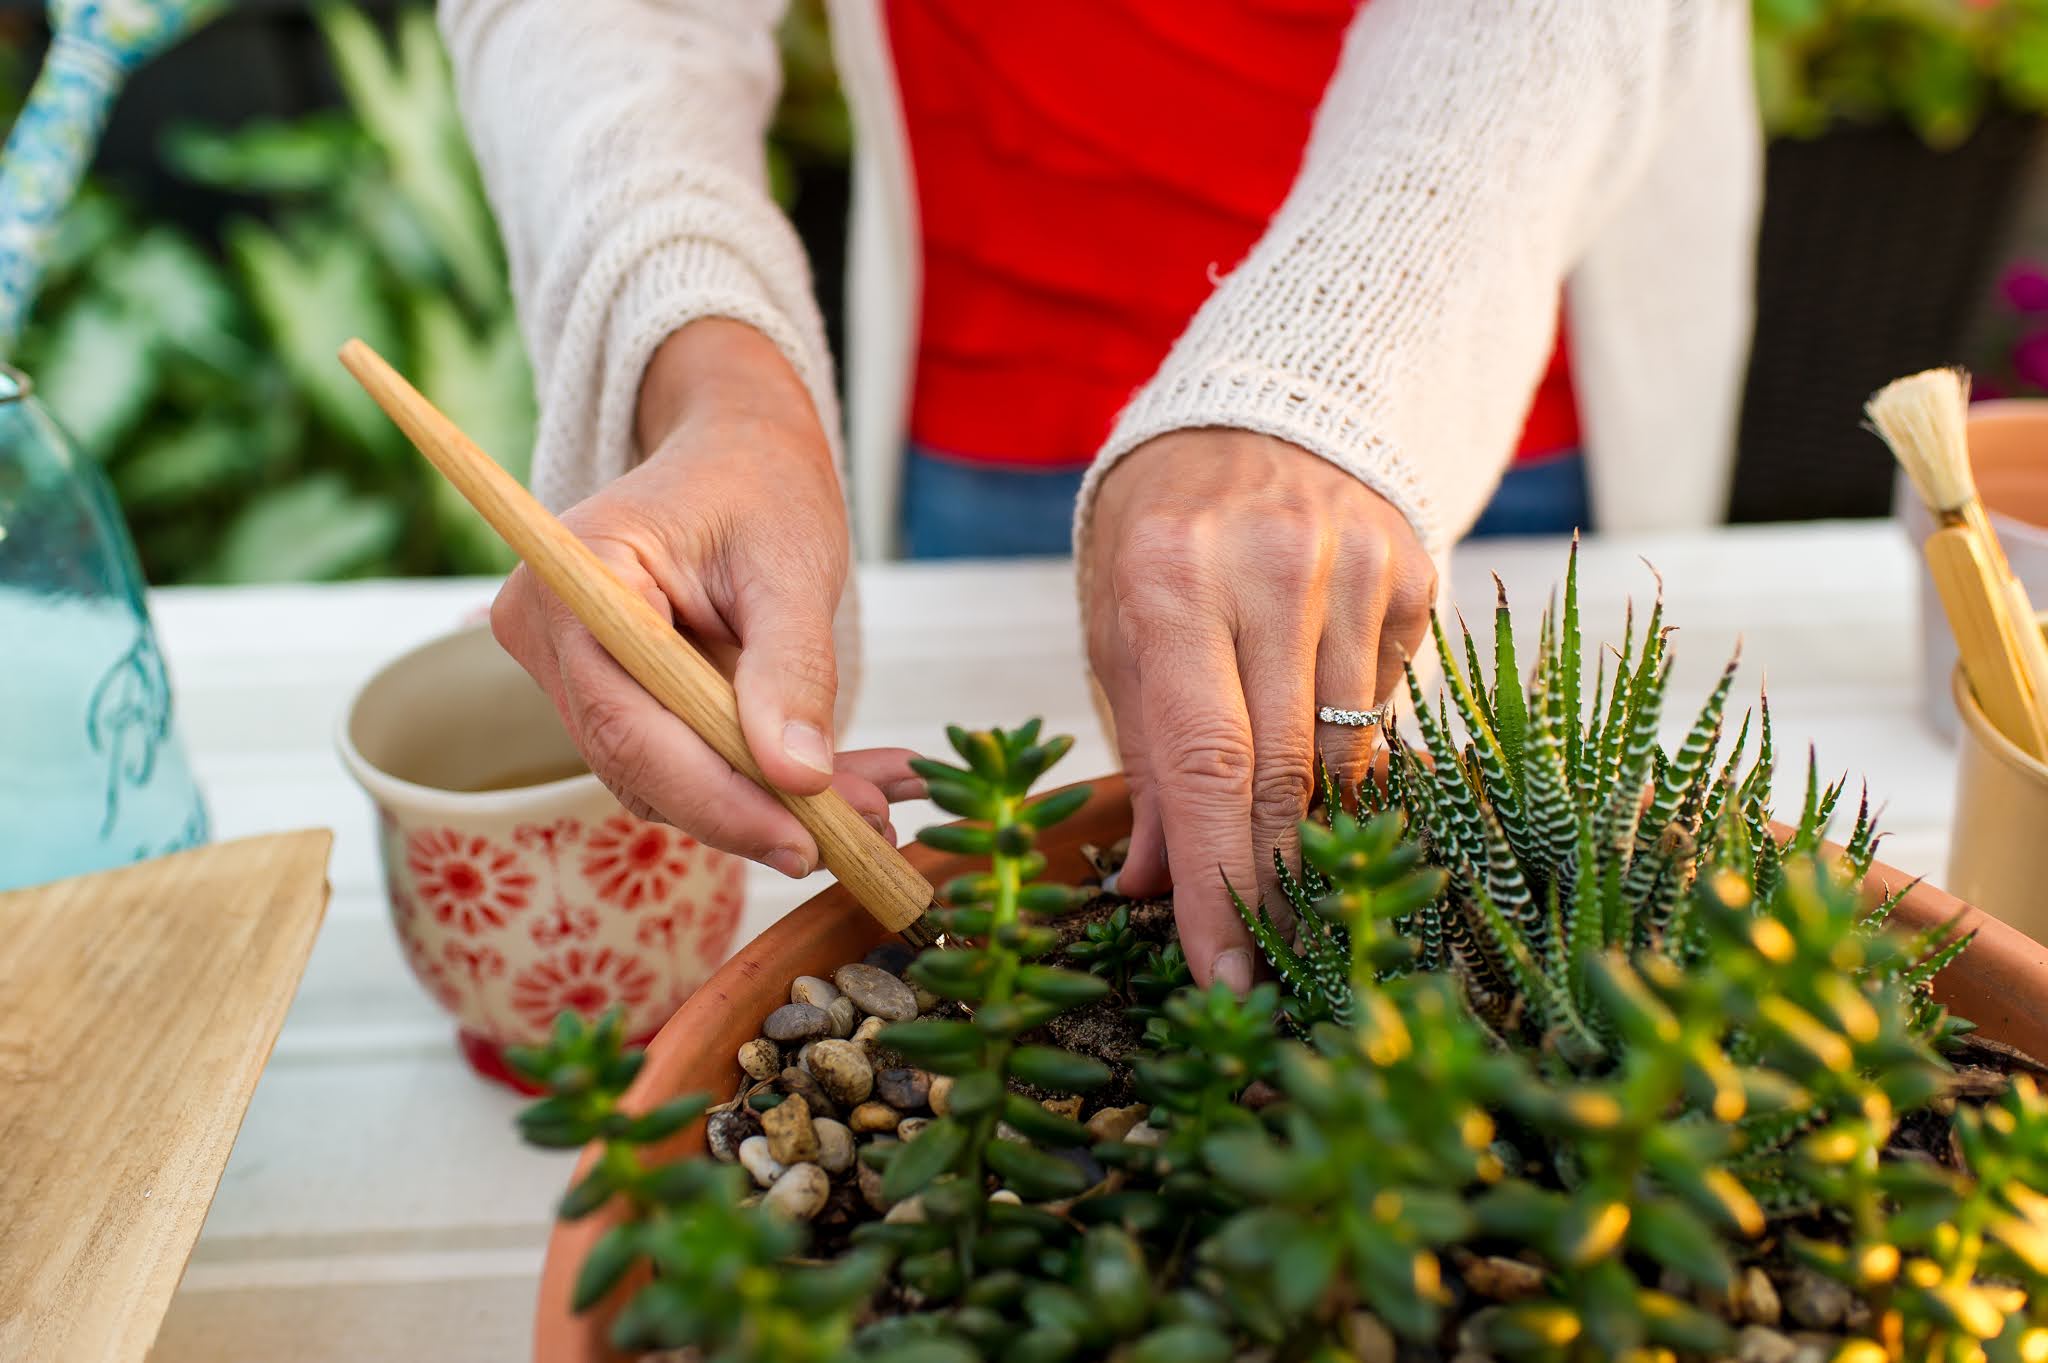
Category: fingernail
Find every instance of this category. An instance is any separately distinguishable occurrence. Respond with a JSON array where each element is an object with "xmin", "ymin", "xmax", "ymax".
[
  {"xmin": 765, "ymin": 847, "xmax": 810, "ymax": 879},
  {"xmin": 861, "ymin": 810, "xmax": 887, "ymax": 835},
  {"xmin": 782, "ymin": 721, "xmax": 835, "ymax": 776},
  {"xmin": 882, "ymin": 777, "xmax": 928, "ymax": 802},
  {"xmin": 1213, "ymin": 948, "xmax": 1253, "ymax": 997}
]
